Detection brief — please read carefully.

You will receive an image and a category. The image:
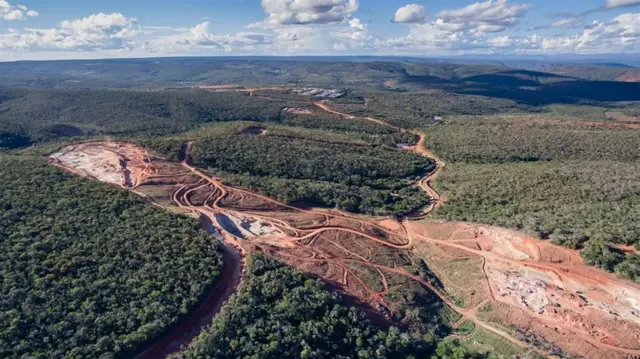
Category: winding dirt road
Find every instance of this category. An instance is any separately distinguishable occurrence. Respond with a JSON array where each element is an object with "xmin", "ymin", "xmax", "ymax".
[
  {"xmin": 311, "ymin": 100, "xmax": 445, "ymax": 217},
  {"xmin": 50, "ymin": 87, "xmax": 640, "ymax": 359},
  {"xmin": 163, "ymin": 96, "xmax": 555, "ymax": 356}
]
